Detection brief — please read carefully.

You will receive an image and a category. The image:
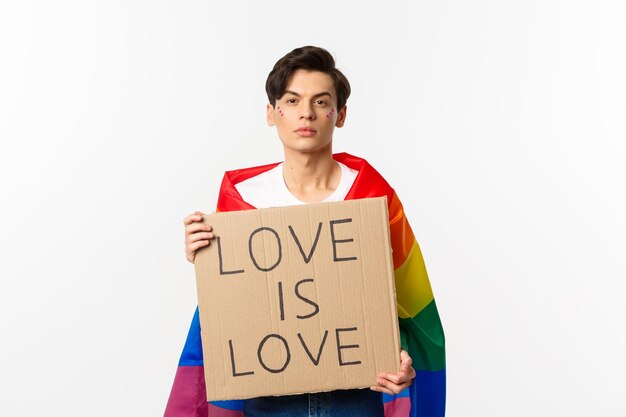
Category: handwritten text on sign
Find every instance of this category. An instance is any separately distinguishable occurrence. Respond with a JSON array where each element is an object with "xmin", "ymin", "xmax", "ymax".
[{"xmin": 216, "ymin": 219, "xmax": 361, "ymax": 375}]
